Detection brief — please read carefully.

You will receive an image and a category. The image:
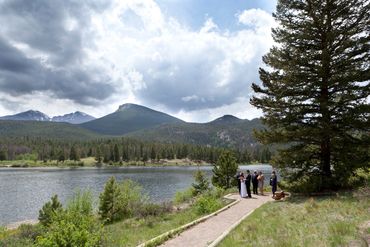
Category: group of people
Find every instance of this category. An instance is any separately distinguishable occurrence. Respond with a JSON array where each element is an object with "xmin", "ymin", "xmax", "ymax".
[{"xmin": 236, "ymin": 170, "xmax": 277, "ymax": 198}]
